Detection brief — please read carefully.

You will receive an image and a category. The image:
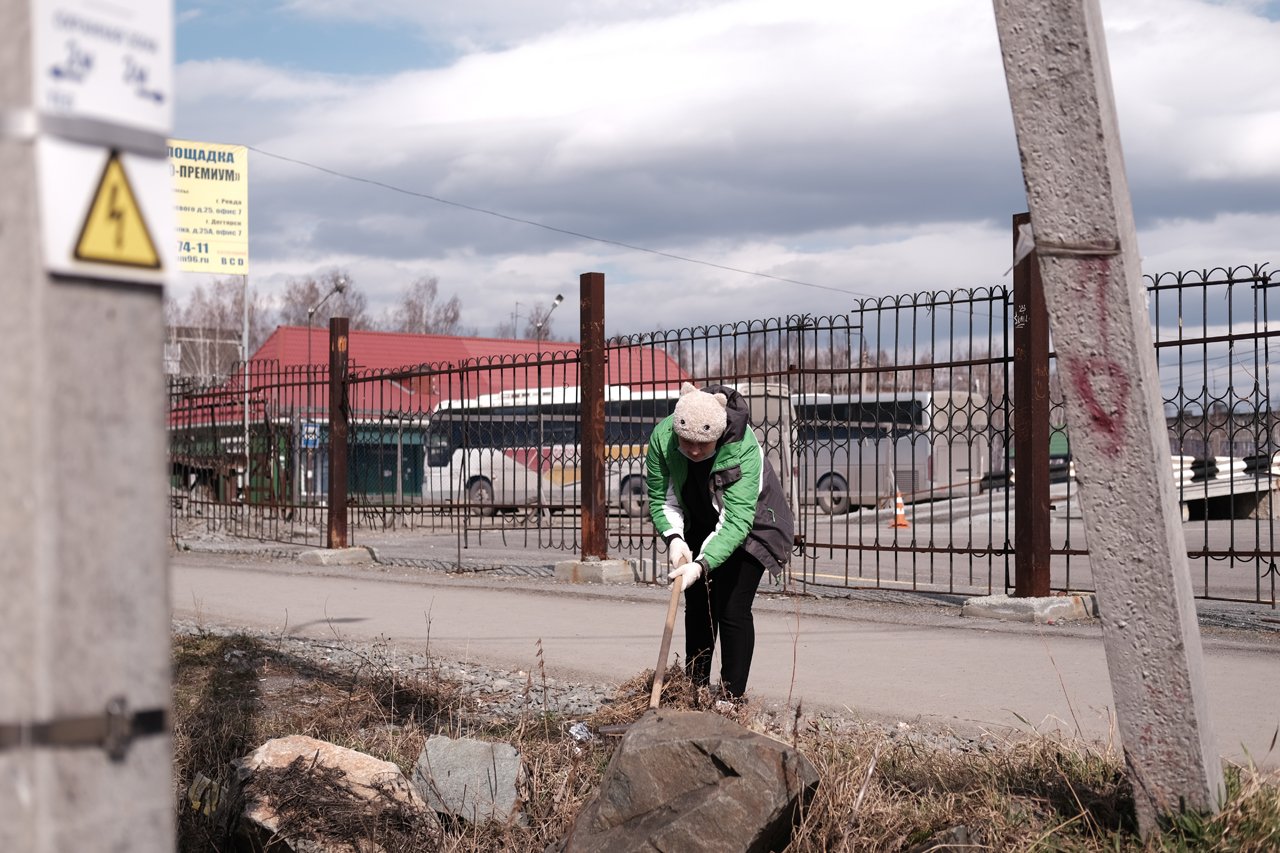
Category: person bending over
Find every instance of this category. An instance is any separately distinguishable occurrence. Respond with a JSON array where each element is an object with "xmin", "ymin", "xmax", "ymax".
[{"xmin": 645, "ymin": 382, "xmax": 794, "ymax": 699}]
